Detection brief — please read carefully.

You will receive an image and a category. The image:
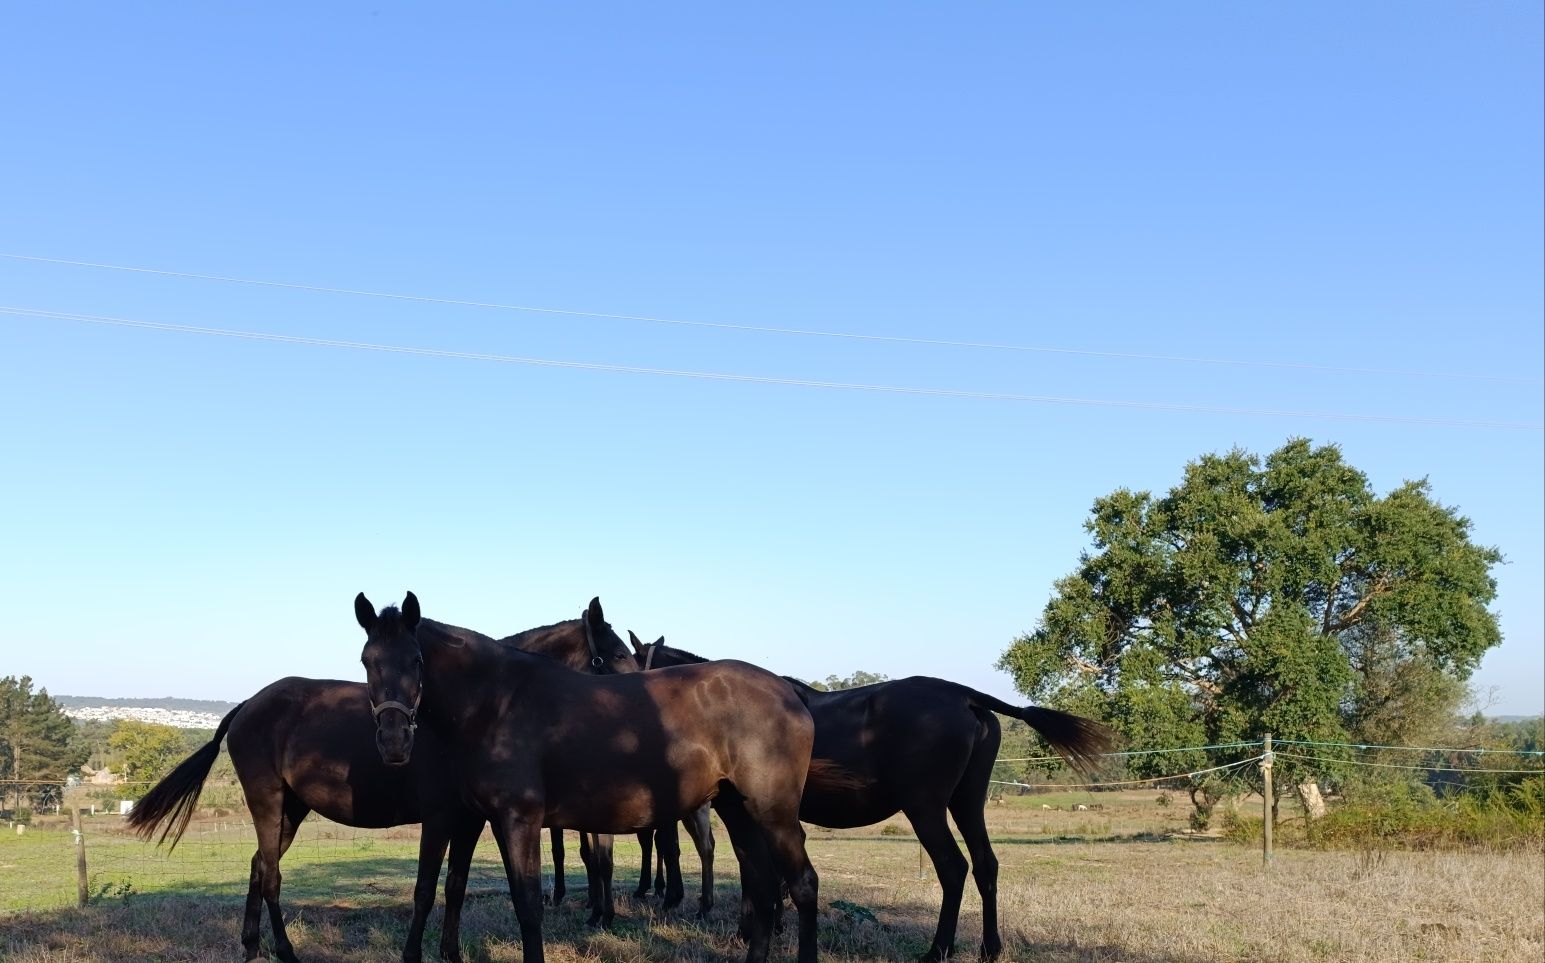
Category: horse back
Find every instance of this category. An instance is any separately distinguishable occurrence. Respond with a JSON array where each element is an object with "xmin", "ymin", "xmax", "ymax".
[
  {"xmin": 227, "ymin": 676, "xmax": 451, "ymax": 828},
  {"xmin": 472, "ymin": 659, "xmax": 813, "ymax": 832}
]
